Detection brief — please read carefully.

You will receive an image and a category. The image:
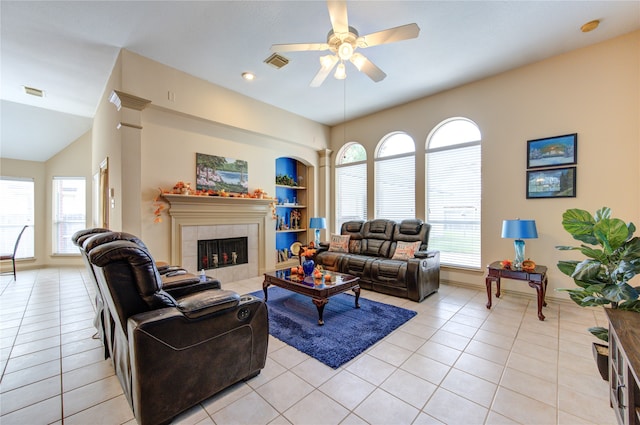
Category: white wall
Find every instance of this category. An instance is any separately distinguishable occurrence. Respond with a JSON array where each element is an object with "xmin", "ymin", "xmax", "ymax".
[{"xmin": 330, "ymin": 31, "xmax": 640, "ymax": 300}]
